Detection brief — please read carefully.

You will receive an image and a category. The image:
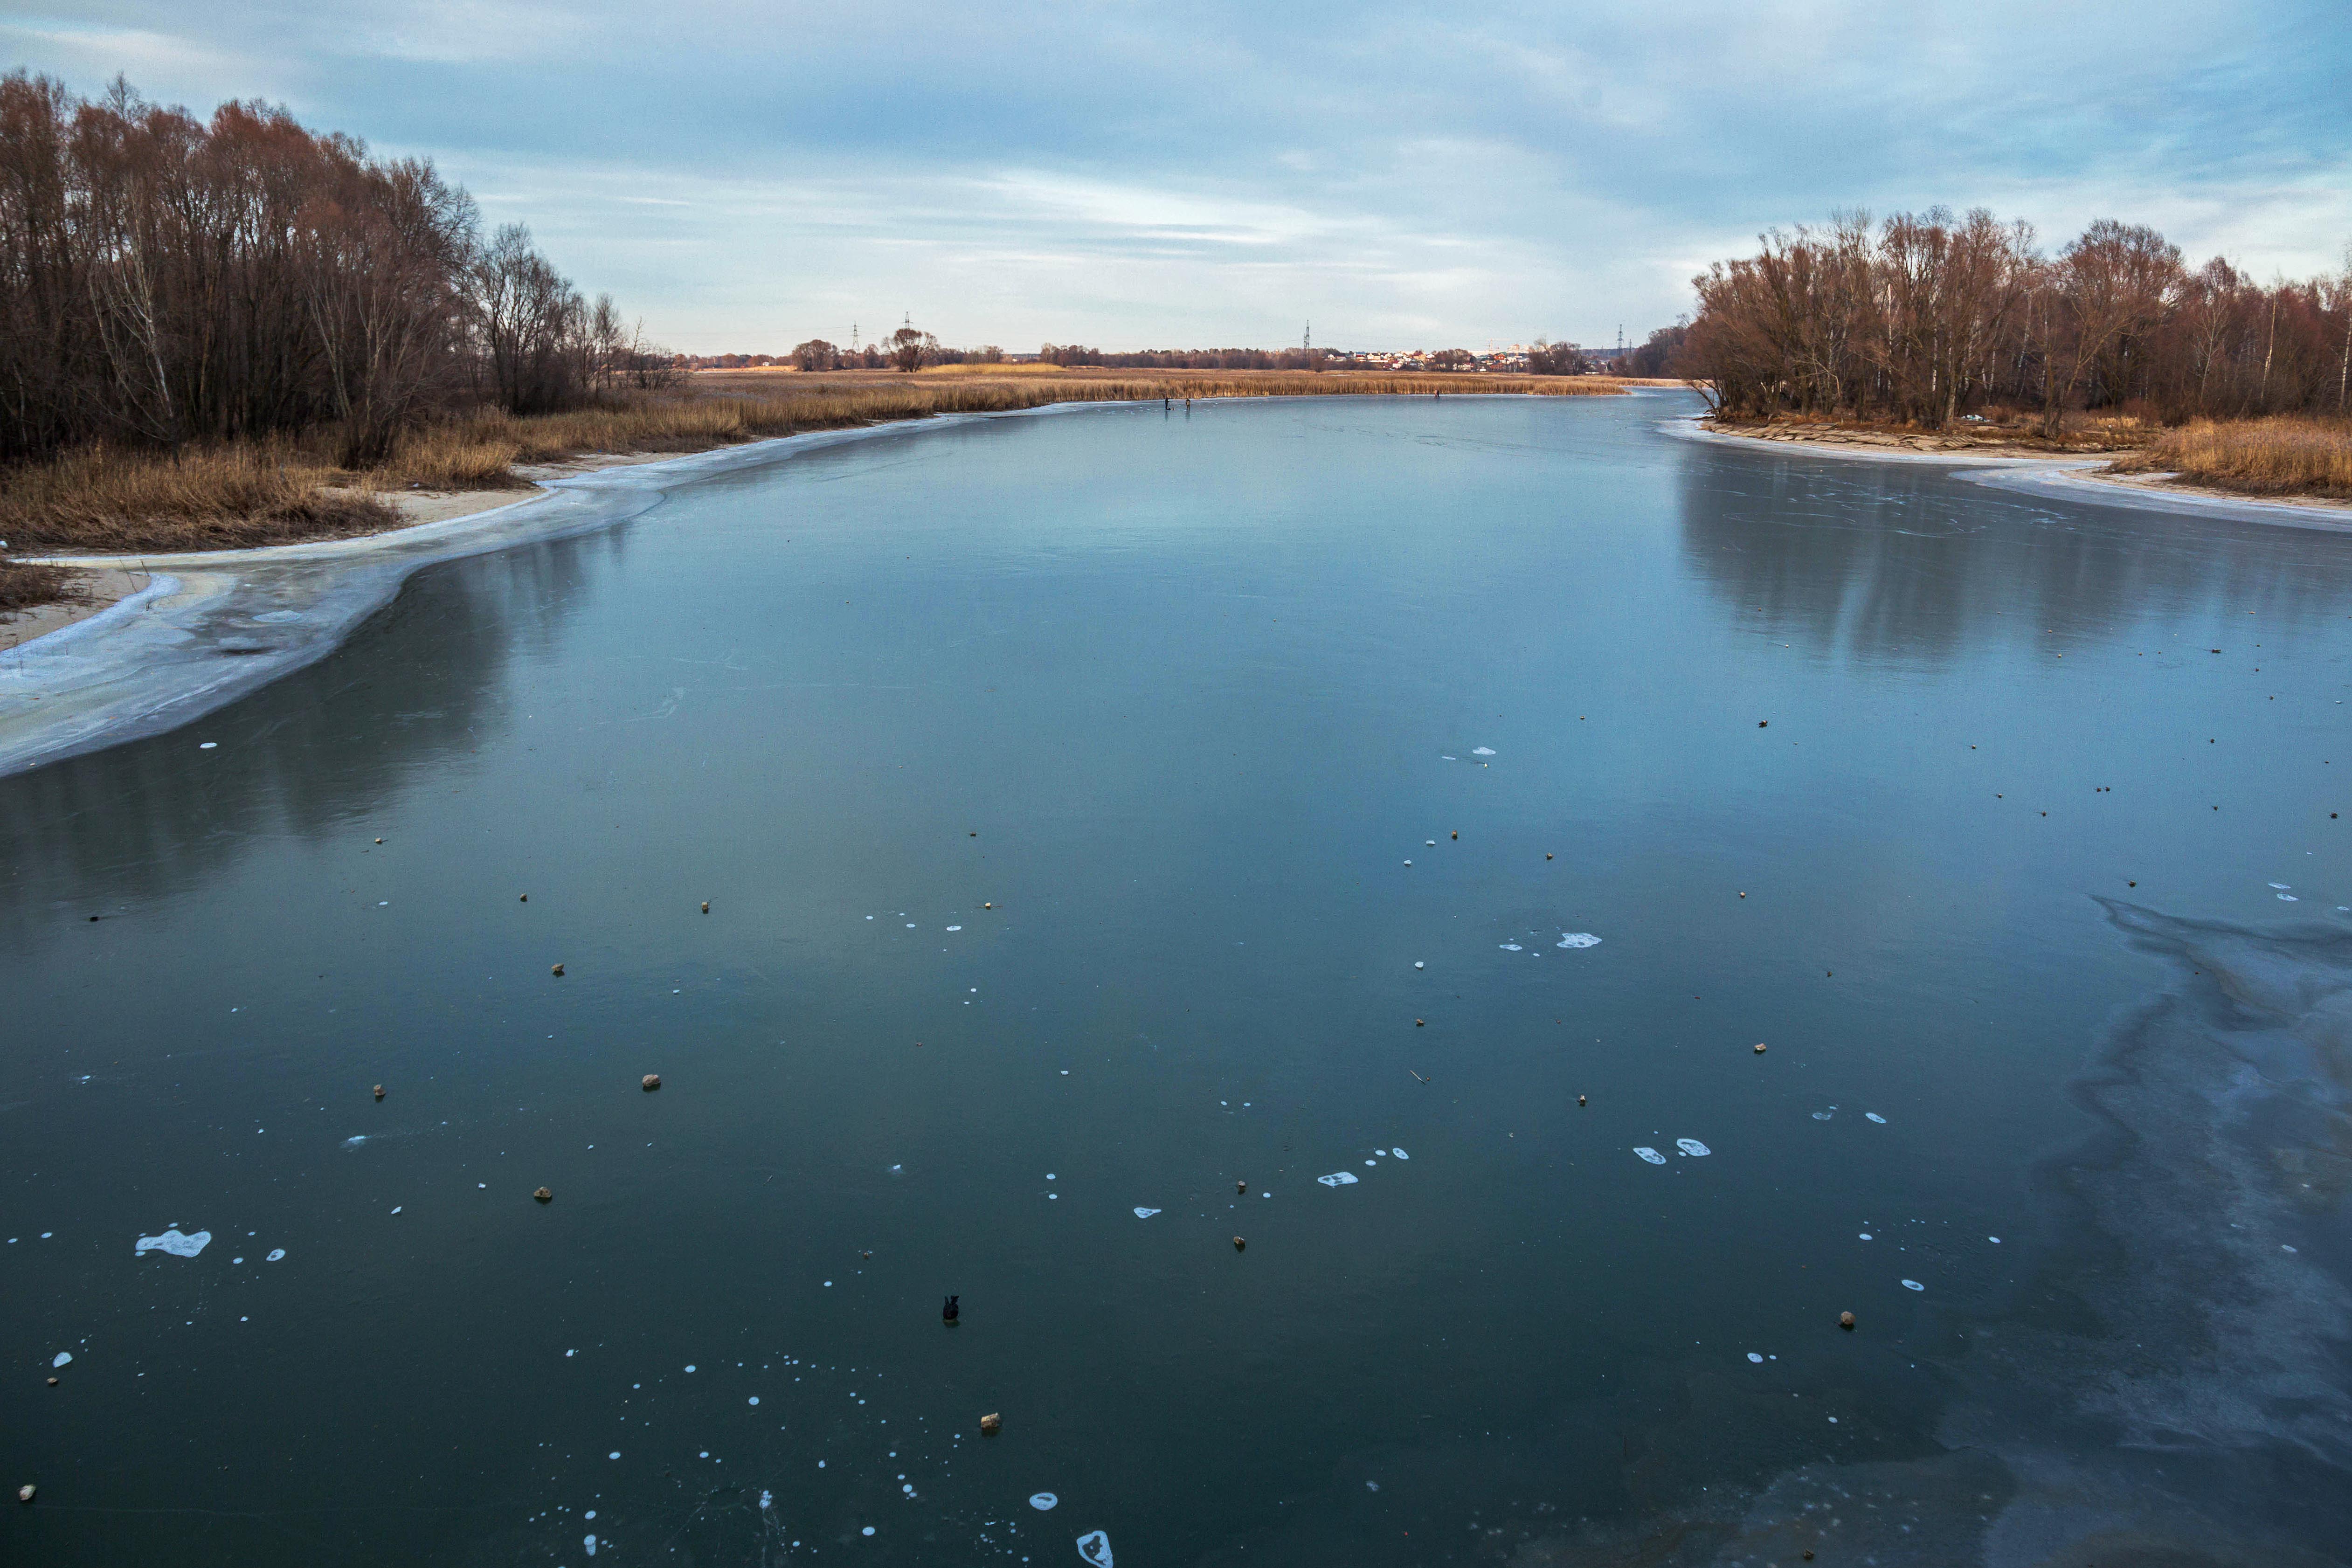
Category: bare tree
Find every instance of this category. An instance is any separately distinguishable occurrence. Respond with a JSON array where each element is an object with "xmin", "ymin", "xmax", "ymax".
[{"xmin": 887, "ymin": 324, "xmax": 938, "ymax": 373}]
